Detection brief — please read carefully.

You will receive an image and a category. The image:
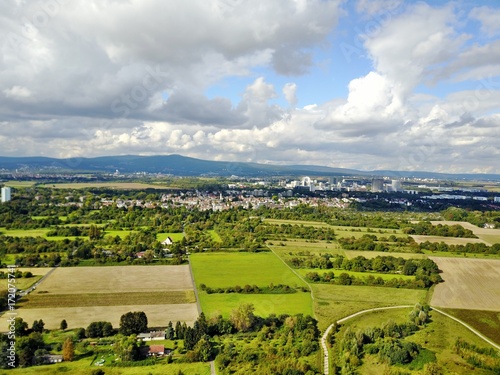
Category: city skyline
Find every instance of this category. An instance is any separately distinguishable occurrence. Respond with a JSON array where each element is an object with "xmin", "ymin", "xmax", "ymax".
[{"xmin": 1, "ymin": 0, "xmax": 499, "ymax": 173}]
